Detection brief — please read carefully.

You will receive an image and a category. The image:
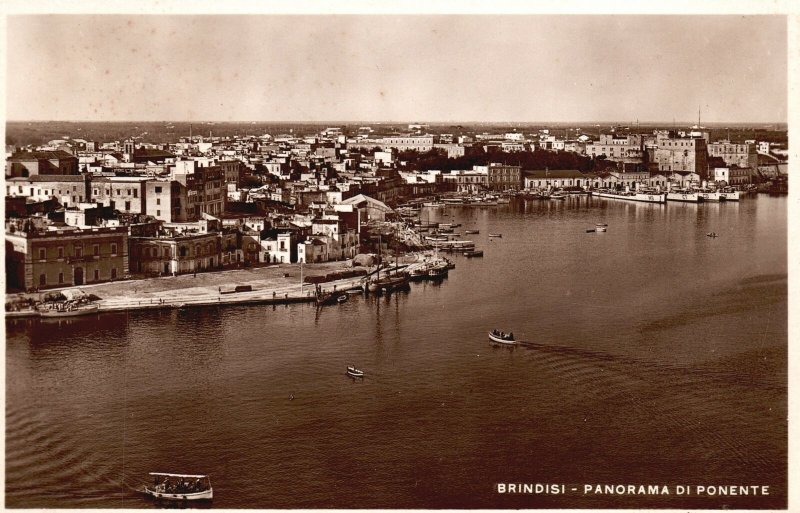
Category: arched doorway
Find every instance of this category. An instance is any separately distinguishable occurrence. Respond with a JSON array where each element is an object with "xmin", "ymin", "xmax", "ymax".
[{"xmin": 74, "ymin": 267, "xmax": 84, "ymax": 285}]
